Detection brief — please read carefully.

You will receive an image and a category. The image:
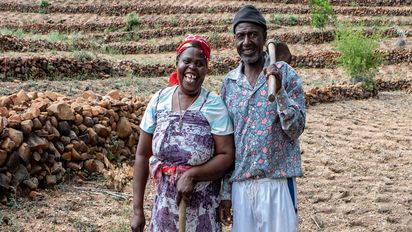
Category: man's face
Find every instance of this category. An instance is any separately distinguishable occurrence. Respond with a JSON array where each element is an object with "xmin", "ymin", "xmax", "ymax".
[{"xmin": 234, "ymin": 22, "xmax": 267, "ymax": 64}]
